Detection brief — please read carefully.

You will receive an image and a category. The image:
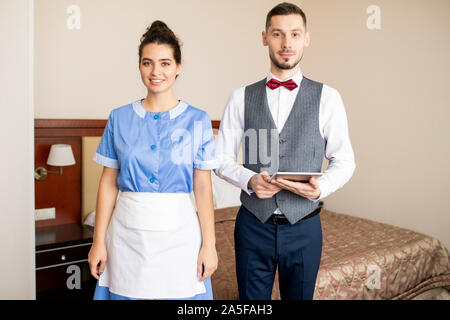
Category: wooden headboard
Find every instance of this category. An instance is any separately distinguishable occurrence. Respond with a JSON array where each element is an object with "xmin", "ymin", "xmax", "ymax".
[
  {"xmin": 34, "ymin": 119, "xmax": 106, "ymax": 228},
  {"xmin": 34, "ymin": 119, "xmax": 221, "ymax": 228}
]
